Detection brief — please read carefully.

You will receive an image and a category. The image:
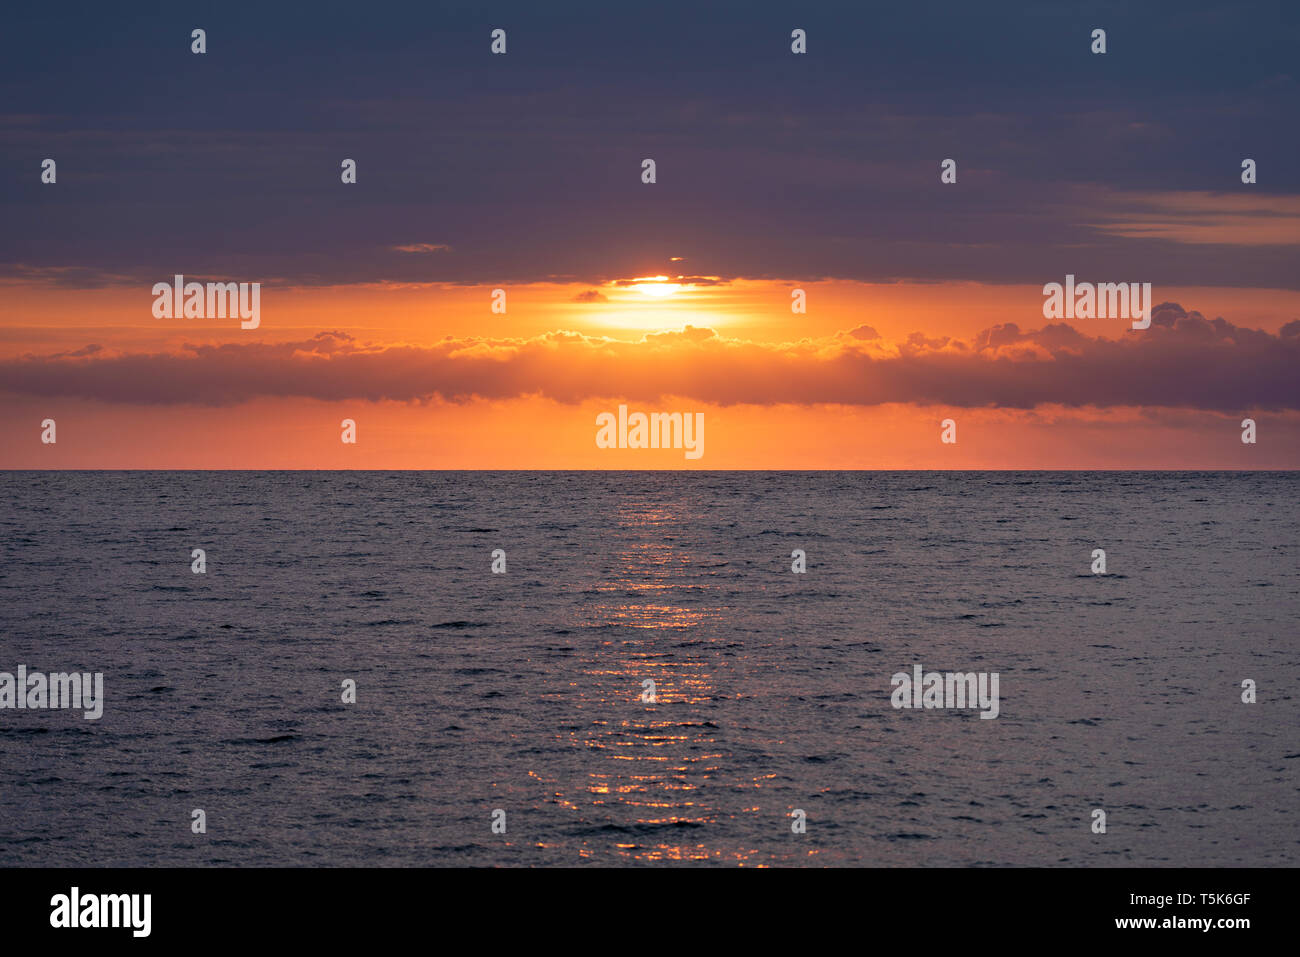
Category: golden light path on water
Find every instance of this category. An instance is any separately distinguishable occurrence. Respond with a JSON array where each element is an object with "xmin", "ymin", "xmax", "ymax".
[{"xmin": 521, "ymin": 501, "xmax": 812, "ymax": 865}]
